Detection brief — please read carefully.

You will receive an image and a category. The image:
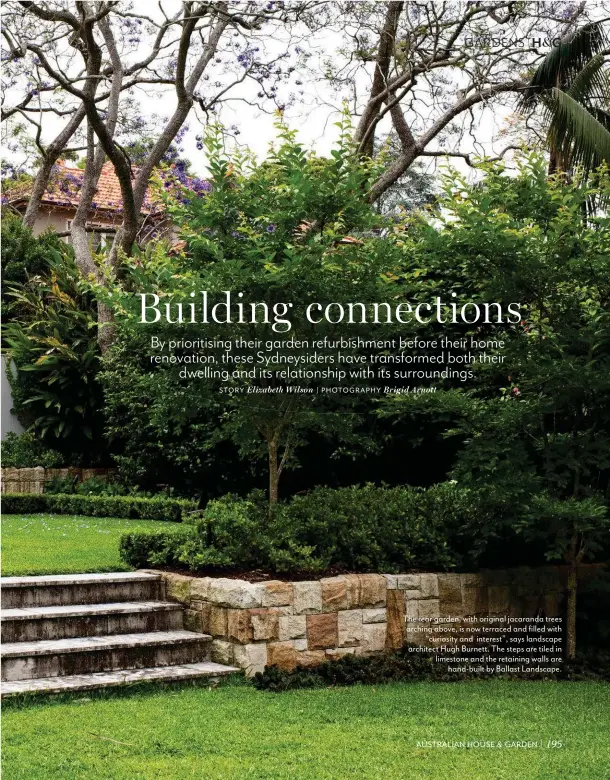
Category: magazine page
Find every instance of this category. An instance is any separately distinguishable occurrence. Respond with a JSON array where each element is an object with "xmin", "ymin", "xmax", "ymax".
[{"xmin": 1, "ymin": 2, "xmax": 608, "ymax": 779}]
